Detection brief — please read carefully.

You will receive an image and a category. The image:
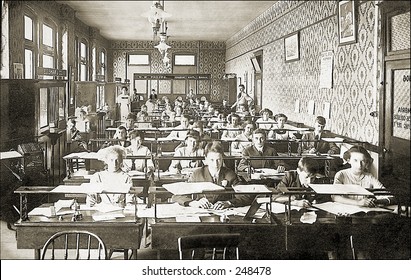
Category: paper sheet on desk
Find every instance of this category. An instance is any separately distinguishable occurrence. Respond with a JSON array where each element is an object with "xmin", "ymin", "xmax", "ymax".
[
  {"xmin": 54, "ymin": 199, "xmax": 74, "ymax": 212},
  {"xmin": 51, "ymin": 183, "xmax": 131, "ymax": 194},
  {"xmin": 162, "ymin": 182, "xmax": 224, "ymax": 195},
  {"xmin": 131, "ymin": 203, "xmax": 214, "ymax": 218},
  {"xmin": 28, "ymin": 207, "xmax": 54, "ymax": 217},
  {"xmin": 309, "ymin": 184, "xmax": 374, "ymax": 196},
  {"xmin": 92, "ymin": 212, "xmax": 125, "ymax": 221},
  {"xmin": 313, "ymin": 202, "xmax": 393, "ymax": 215},
  {"xmin": 233, "ymin": 184, "xmax": 270, "ymax": 193}
]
